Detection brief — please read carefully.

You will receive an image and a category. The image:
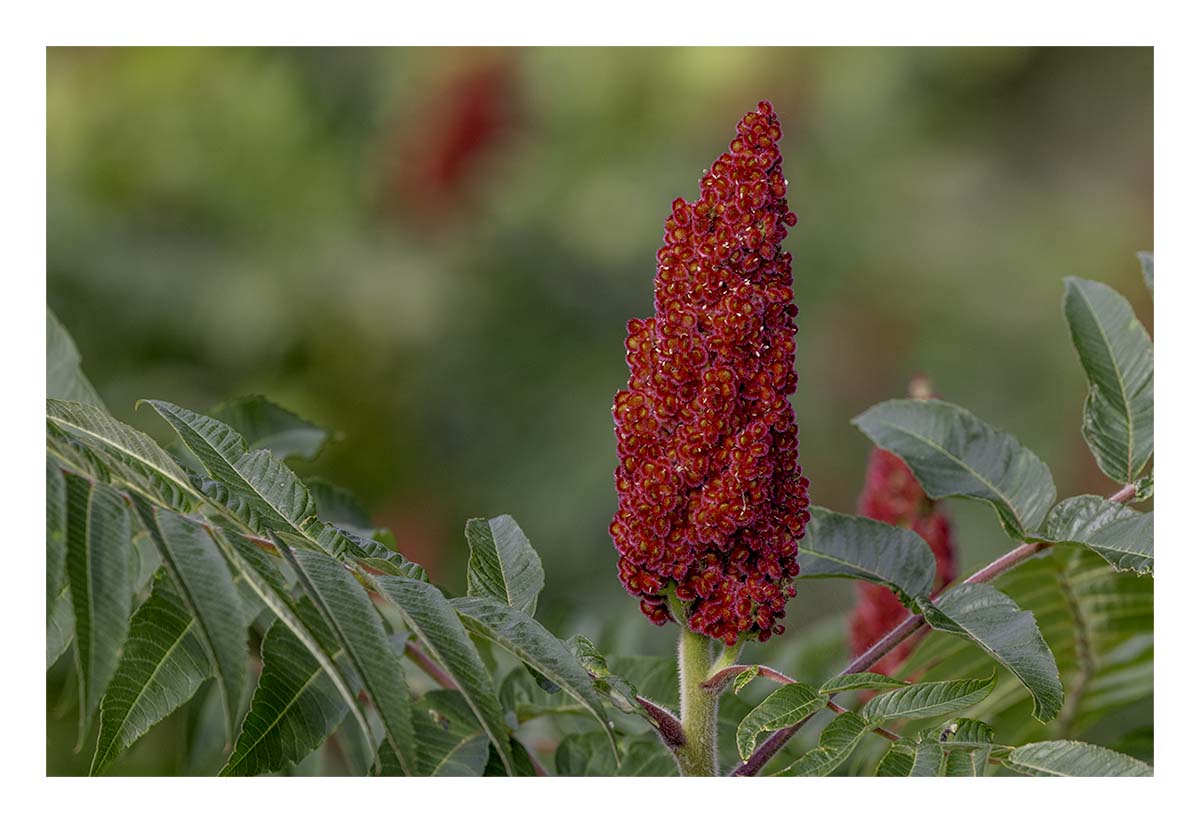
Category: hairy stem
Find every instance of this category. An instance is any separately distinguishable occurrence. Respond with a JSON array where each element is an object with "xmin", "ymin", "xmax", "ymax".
[
  {"xmin": 732, "ymin": 483, "xmax": 1138, "ymax": 776},
  {"xmin": 675, "ymin": 625, "xmax": 720, "ymax": 776}
]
